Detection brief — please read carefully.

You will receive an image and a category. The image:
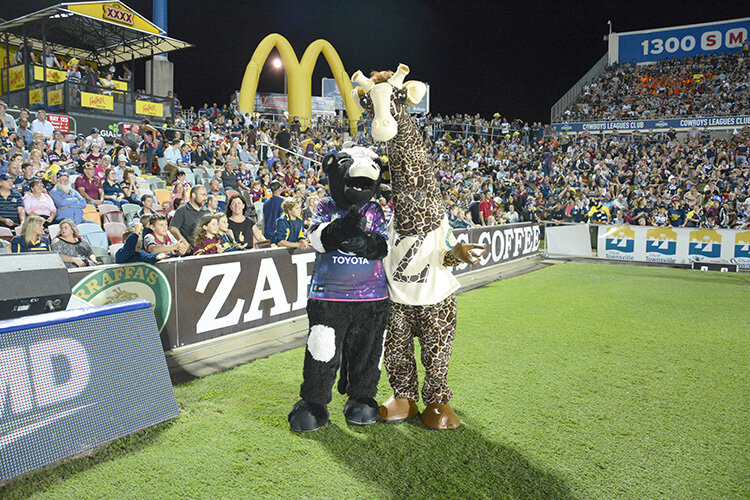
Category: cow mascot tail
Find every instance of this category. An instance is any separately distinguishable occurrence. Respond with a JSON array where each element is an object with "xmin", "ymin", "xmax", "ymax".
[{"xmin": 288, "ymin": 146, "xmax": 390, "ymax": 432}]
